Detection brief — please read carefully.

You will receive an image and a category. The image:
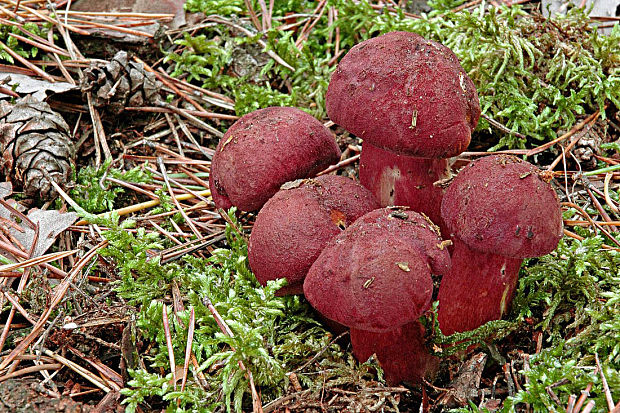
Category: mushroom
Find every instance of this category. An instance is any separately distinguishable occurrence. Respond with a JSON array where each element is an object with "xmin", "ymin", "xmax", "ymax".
[
  {"xmin": 209, "ymin": 106, "xmax": 341, "ymax": 212},
  {"xmin": 303, "ymin": 208, "xmax": 451, "ymax": 384},
  {"xmin": 438, "ymin": 155, "xmax": 563, "ymax": 335},
  {"xmin": 248, "ymin": 175, "xmax": 379, "ymax": 295},
  {"xmin": 350, "ymin": 321, "xmax": 438, "ymax": 386},
  {"xmin": 326, "ymin": 31, "xmax": 480, "ymax": 229}
]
